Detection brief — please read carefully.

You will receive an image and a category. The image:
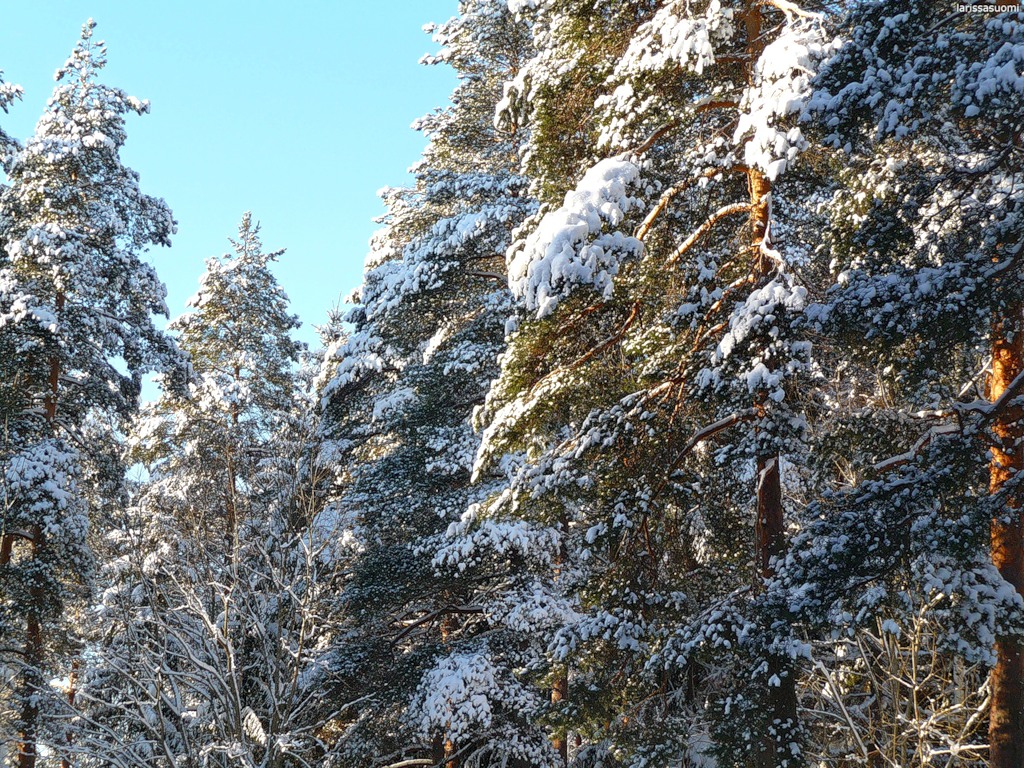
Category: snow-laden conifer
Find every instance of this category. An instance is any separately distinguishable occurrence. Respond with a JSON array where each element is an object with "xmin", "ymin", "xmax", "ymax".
[
  {"xmin": 446, "ymin": 1, "xmax": 839, "ymax": 764},
  {"xmin": 75, "ymin": 214, "xmax": 345, "ymax": 767},
  {"xmin": 313, "ymin": 3, "xmax": 549, "ymax": 764},
  {"xmin": 0, "ymin": 21, "xmax": 177, "ymax": 767},
  {"xmin": 770, "ymin": 4, "xmax": 1024, "ymax": 764},
  {"xmin": 131, "ymin": 212, "xmax": 303, "ymax": 548}
]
